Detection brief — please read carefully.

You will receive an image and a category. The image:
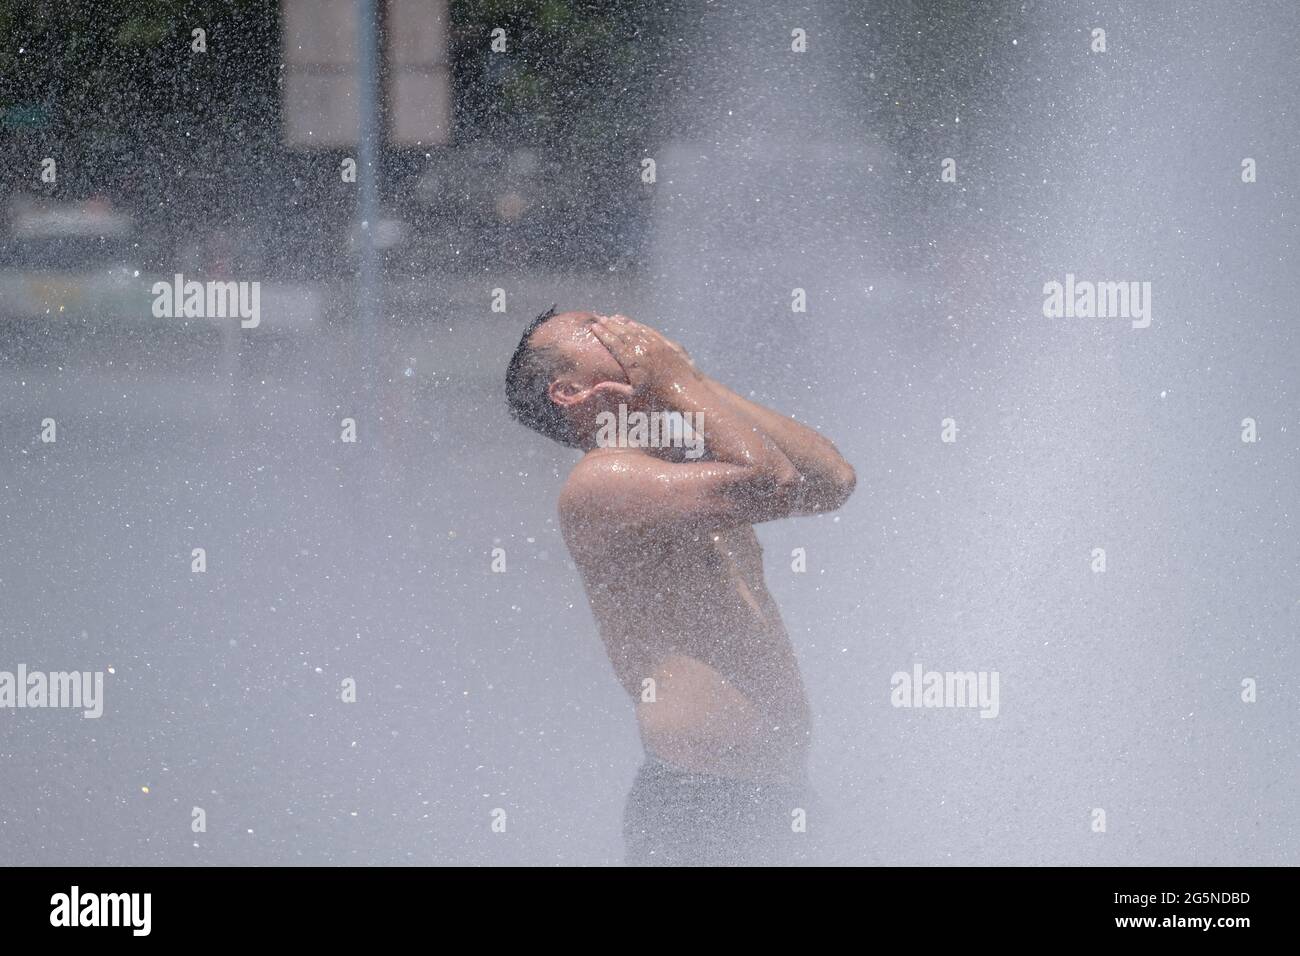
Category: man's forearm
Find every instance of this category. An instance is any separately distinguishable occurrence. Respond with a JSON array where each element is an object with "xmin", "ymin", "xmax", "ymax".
[
  {"xmin": 660, "ymin": 378, "xmax": 798, "ymax": 484},
  {"xmin": 700, "ymin": 376, "xmax": 856, "ymax": 512}
]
